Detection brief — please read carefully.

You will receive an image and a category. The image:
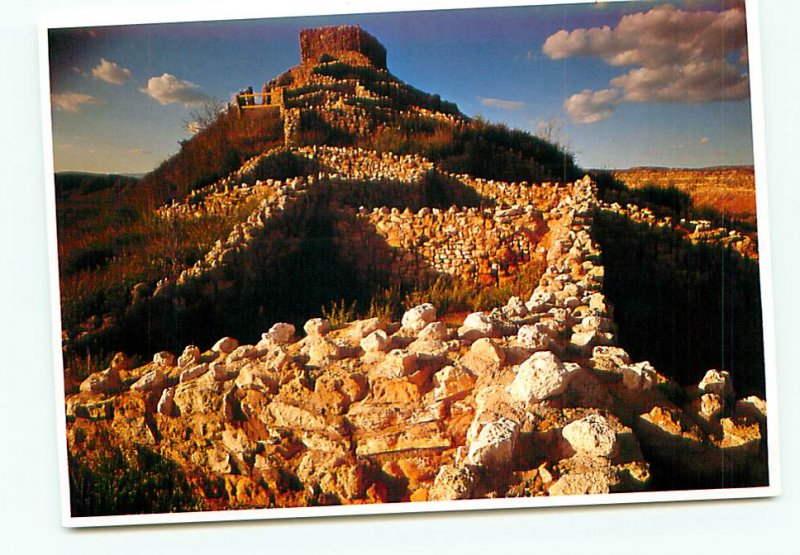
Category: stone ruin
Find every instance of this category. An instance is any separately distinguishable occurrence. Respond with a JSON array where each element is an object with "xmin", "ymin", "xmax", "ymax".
[
  {"xmin": 300, "ymin": 26, "xmax": 388, "ymax": 70},
  {"xmin": 65, "ymin": 146, "xmax": 768, "ymax": 510},
  {"xmin": 62, "ymin": 25, "xmax": 768, "ymax": 514}
]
